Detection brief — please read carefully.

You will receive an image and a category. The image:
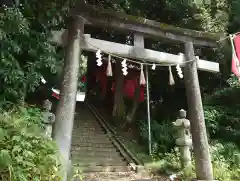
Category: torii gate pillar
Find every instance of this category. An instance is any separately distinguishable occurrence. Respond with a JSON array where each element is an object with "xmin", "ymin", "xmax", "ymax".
[
  {"xmin": 184, "ymin": 42, "xmax": 214, "ymax": 180},
  {"xmin": 53, "ymin": 16, "xmax": 84, "ymax": 180}
]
